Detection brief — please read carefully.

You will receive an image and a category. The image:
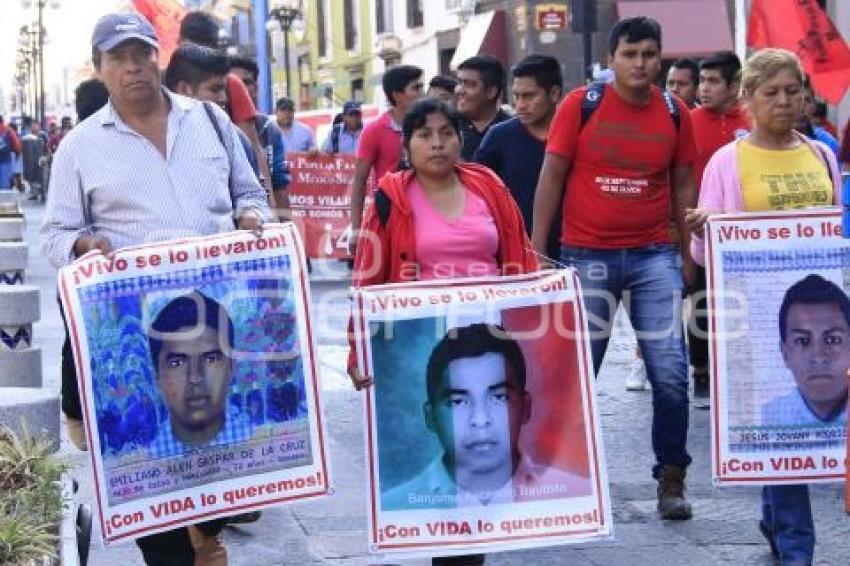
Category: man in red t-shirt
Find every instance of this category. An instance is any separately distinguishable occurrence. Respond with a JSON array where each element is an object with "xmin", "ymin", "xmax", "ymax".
[
  {"xmin": 348, "ymin": 65, "xmax": 423, "ymax": 254},
  {"xmin": 692, "ymin": 52, "xmax": 750, "ymax": 189},
  {"xmin": 532, "ymin": 16, "xmax": 700, "ymax": 521},
  {"xmin": 687, "ymin": 51, "xmax": 751, "ymax": 396}
]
